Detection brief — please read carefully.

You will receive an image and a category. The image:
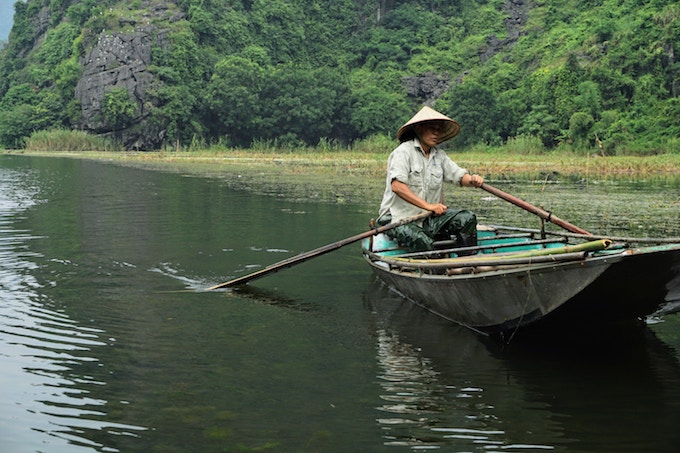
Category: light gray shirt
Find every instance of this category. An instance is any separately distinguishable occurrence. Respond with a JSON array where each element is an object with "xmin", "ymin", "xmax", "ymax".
[{"xmin": 378, "ymin": 138, "xmax": 467, "ymax": 223}]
